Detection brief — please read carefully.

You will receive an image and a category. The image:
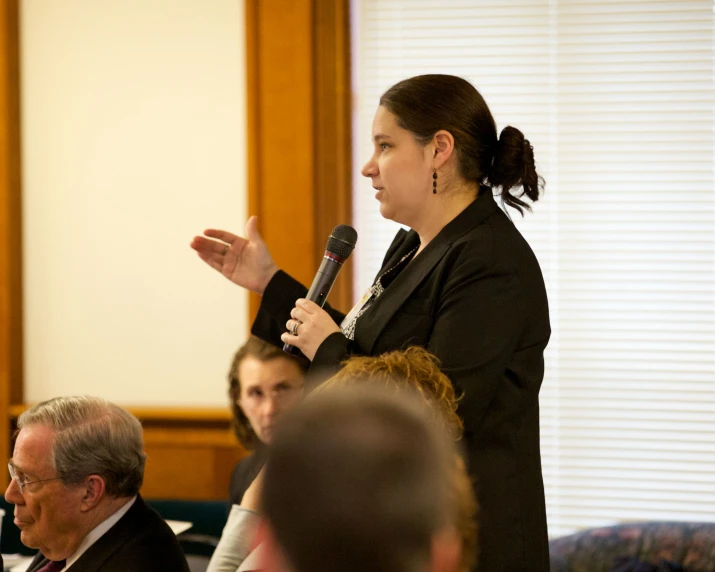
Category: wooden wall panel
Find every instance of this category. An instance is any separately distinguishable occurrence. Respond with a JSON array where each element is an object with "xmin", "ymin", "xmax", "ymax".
[
  {"xmin": 1, "ymin": 0, "xmax": 352, "ymax": 499},
  {"xmin": 119, "ymin": 411, "xmax": 248, "ymax": 501},
  {"xmin": 142, "ymin": 431, "xmax": 245, "ymax": 501}
]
